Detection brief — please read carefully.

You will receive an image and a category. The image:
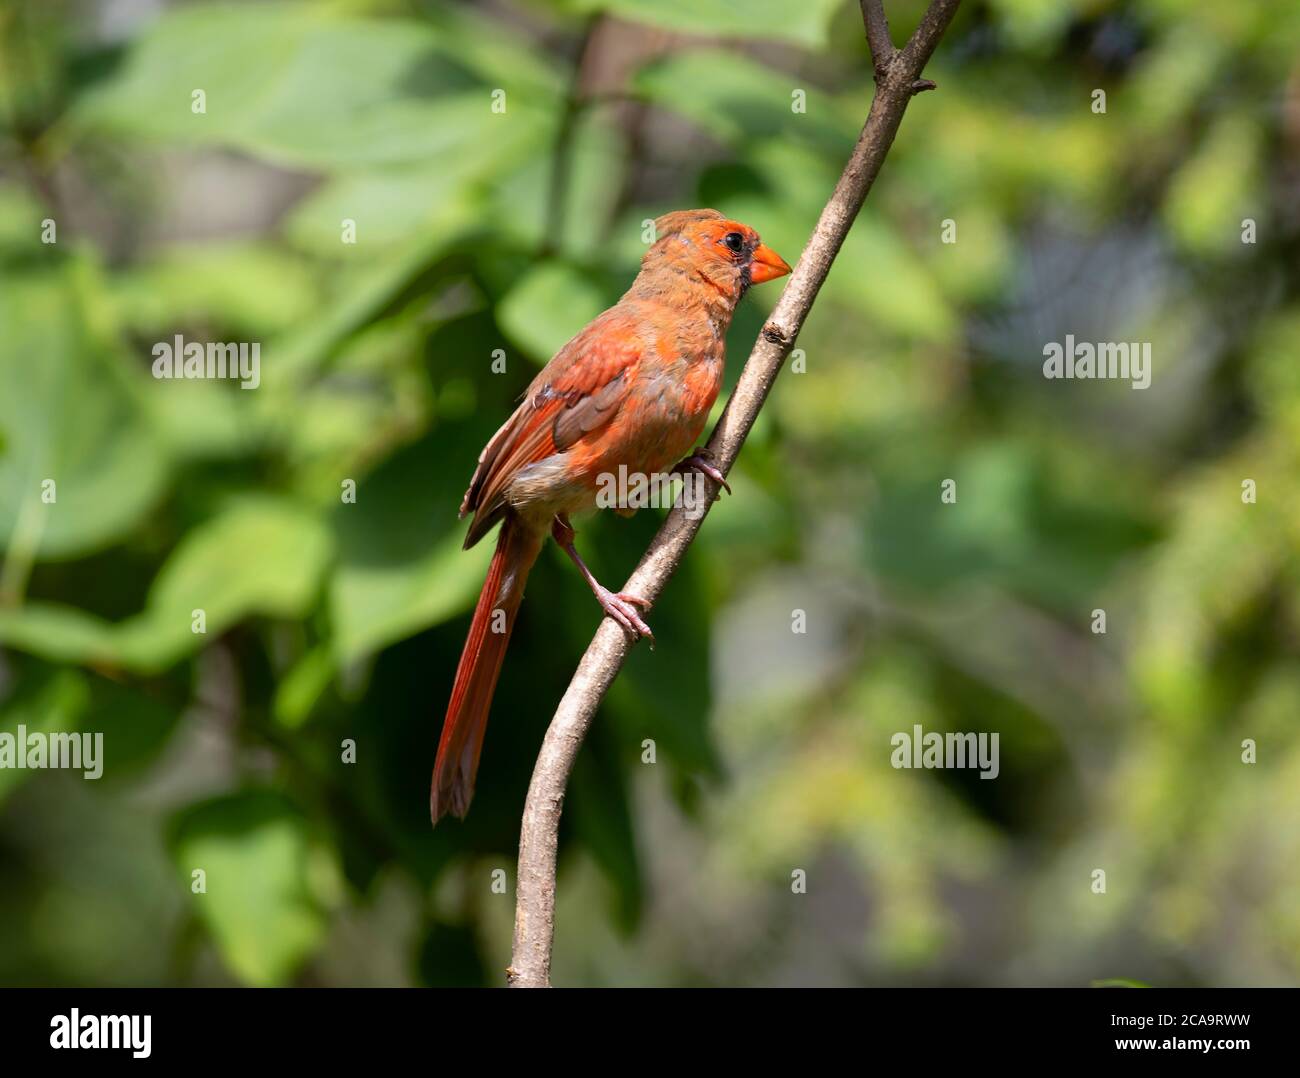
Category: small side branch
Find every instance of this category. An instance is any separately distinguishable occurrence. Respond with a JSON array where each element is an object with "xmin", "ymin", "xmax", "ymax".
[
  {"xmin": 509, "ymin": 0, "xmax": 964, "ymax": 988},
  {"xmin": 861, "ymin": 0, "xmax": 896, "ymax": 76}
]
